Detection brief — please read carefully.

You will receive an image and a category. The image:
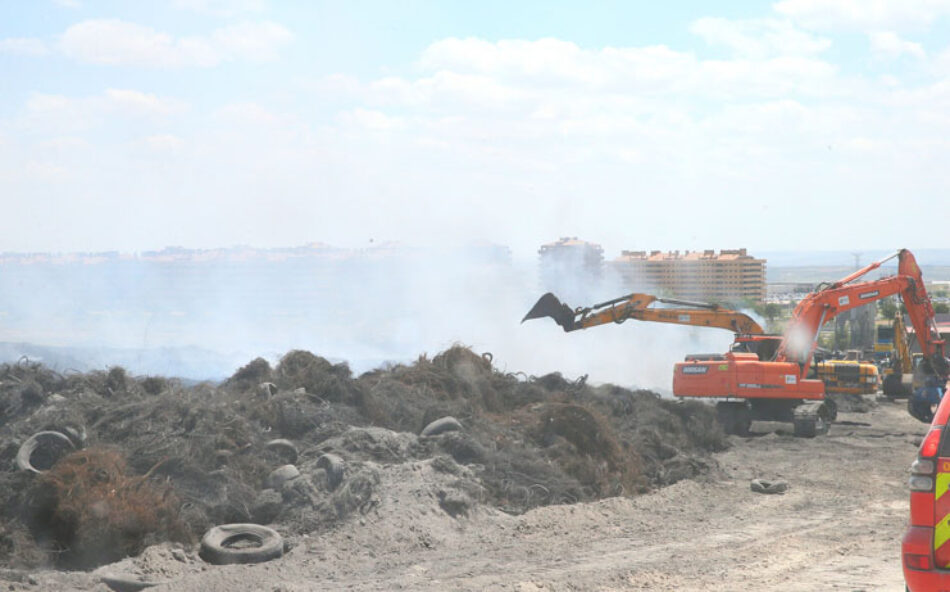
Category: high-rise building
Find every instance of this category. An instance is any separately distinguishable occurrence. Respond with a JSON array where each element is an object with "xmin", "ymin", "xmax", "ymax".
[
  {"xmin": 537, "ymin": 237, "xmax": 604, "ymax": 302},
  {"xmin": 611, "ymin": 248, "xmax": 766, "ymax": 302}
]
